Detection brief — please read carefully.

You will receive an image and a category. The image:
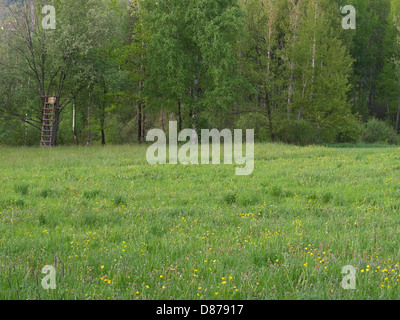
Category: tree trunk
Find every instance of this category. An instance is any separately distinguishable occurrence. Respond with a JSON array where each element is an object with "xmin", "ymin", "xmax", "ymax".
[
  {"xmin": 101, "ymin": 89, "xmax": 106, "ymax": 145},
  {"xmin": 396, "ymin": 96, "xmax": 400, "ymax": 132},
  {"xmin": 265, "ymin": 91, "xmax": 274, "ymax": 142},
  {"xmin": 160, "ymin": 109, "xmax": 165, "ymax": 132},
  {"xmin": 192, "ymin": 73, "xmax": 199, "ymax": 143},
  {"xmin": 137, "ymin": 101, "xmax": 142, "ymax": 144},
  {"xmin": 178, "ymin": 101, "xmax": 182, "ymax": 132},
  {"xmin": 72, "ymin": 98, "xmax": 77, "ymax": 144},
  {"xmin": 101, "ymin": 129, "xmax": 105, "ymax": 145},
  {"xmin": 386, "ymin": 100, "xmax": 389, "ymax": 121},
  {"xmin": 288, "ymin": 0, "xmax": 302, "ymax": 114},
  {"xmin": 87, "ymin": 93, "xmax": 91, "ymax": 146},
  {"xmin": 50, "ymin": 97, "xmax": 60, "ymax": 147},
  {"xmin": 141, "ymin": 111, "xmax": 146, "ymax": 140},
  {"xmin": 310, "ymin": 1, "xmax": 318, "ymax": 101}
]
